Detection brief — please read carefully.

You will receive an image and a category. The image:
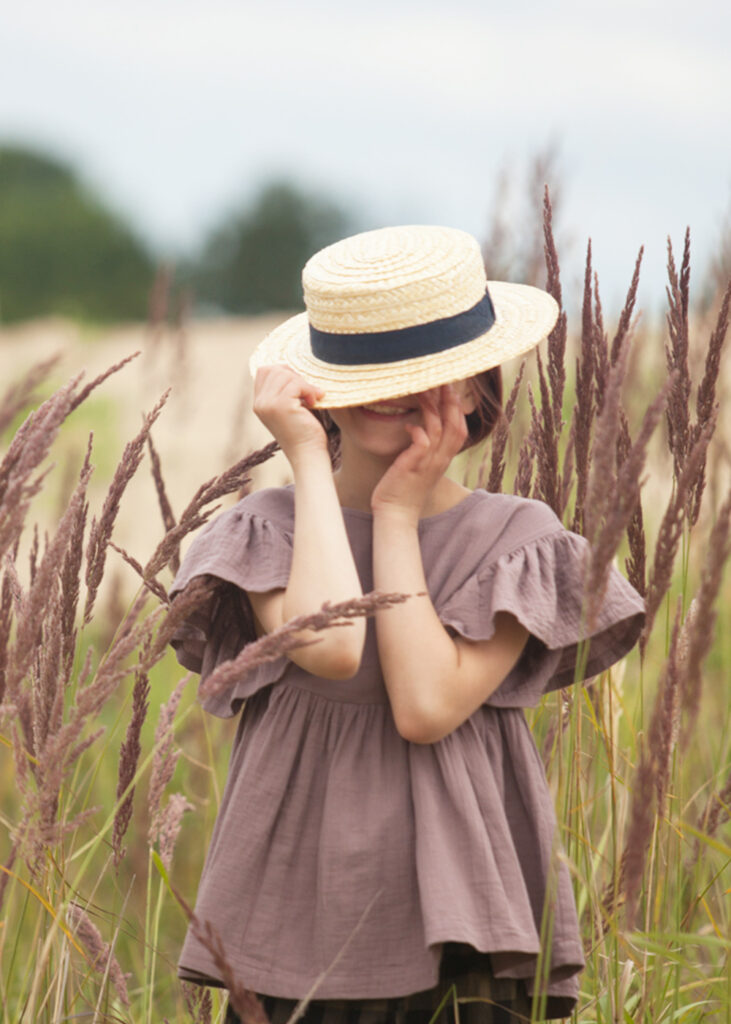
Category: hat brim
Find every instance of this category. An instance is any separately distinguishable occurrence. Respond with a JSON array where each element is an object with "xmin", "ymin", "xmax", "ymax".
[{"xmin": 249, "ymin": 282, "xmax": 559, "ymax": 408}]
